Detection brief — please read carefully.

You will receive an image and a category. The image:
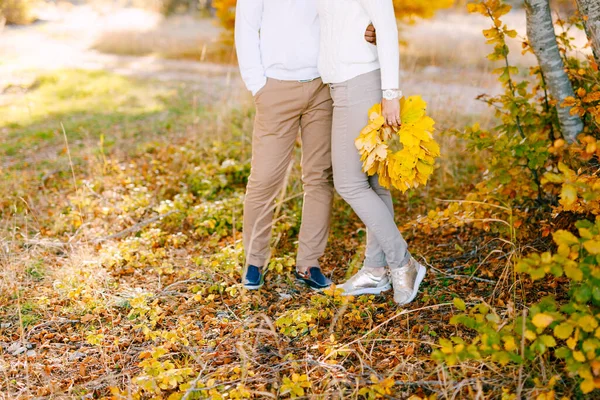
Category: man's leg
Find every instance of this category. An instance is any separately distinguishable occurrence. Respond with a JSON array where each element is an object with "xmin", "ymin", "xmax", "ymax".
[
  {"xmin": 243, "ymin": 79, "xmax": 303, "ymax": 269},
  {"xmin": 296, "ymin": 79, "xmax": 334, "ymax": 272}
]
